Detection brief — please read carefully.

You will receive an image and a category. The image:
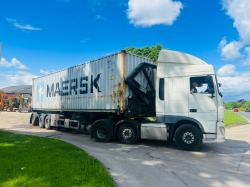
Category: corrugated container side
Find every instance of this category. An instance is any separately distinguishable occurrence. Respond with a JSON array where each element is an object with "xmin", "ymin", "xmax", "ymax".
[{"xmin": 32, "ymin": 52, "xmax": 153, "ymax": 113}]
